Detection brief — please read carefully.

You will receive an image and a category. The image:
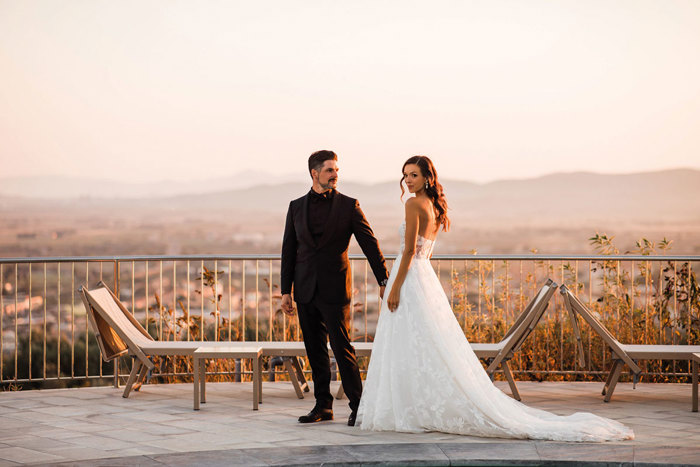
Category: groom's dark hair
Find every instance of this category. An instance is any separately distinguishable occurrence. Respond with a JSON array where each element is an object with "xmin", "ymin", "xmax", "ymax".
[{"xmin": 308, "ymin": 150, "xmax": 338, "ymax": 175}]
